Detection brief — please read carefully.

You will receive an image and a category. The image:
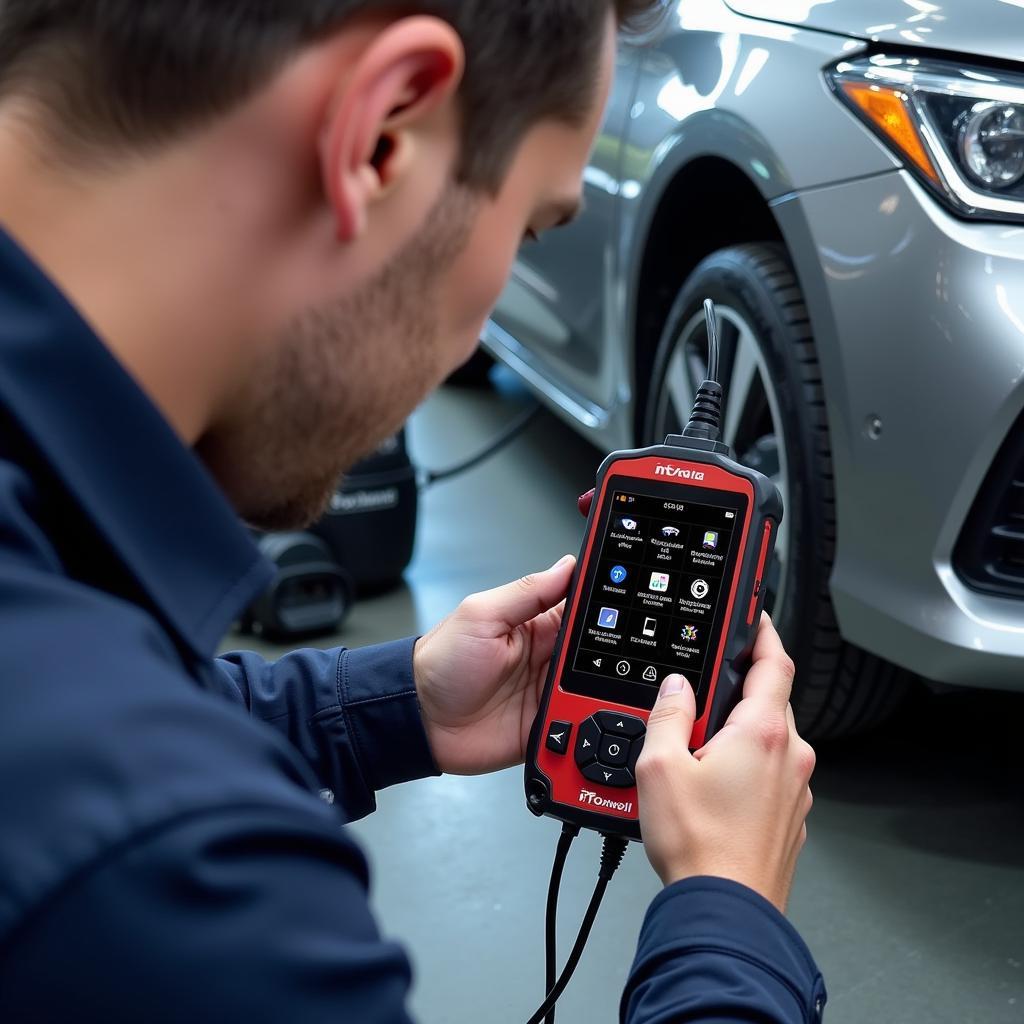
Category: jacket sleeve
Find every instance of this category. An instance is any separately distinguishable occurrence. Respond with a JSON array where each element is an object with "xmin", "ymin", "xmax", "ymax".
[
  {"xmin": 0, "ymin": 804, "xmax": 419, "ymax": 1024},
  {"xmin": 212, "ymin": 638, "xmax": 440, "ymax": 822},
  {"xmin": 621, "ymin": 877, "xmax": 827, "ymax": 1024}
]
